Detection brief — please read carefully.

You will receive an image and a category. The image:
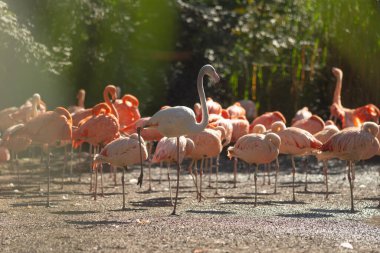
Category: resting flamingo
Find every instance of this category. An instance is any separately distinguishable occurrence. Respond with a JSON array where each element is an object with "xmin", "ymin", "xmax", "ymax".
[
  {"xmin": 94, "ymin": 134, "xmax": 148, "ymax": 210},
  {"xmin": 114, "ymin": 94, "xmax": 141, "ymax": 128},
  {"xmin": 291, "ymin": 106, "xmax": 312, "ymax": 125},
  {"xmin": 230, "ymin": 118, "xmax": 249, "ymax": 188},
  {"xmin": 137, "ymin": 64, "xmax": 220, "ymax": 215},
  {"xmin": 226, "ymin": 102, "xmax": 246, "ymax": 119},
  {"xmin": 249, "ymin": 111, "xmax": 286, "ymax": 133},
  {"xmin": 271, "ymin": 121, "xmax": 322, "ymax": 202},
  {"xmin": 330, "ymin": 67, "xmax": 380, "ymax": 128},
  {"xmin": 238, "ymin": 99, "xmax": 256, "ymax": 121},
  {"xmin": 194, "ymin": 97, "xmax": 222, "ymax": 122},
  {"xmin": 320, "ymin": 122, "xmax": 379, "ymax": 212},
  {"xmin": 227, "ymin": 132, "xmax": 281, "ymax": 206},
  {"xmin": 313, "ymin": 124, "xmax": 340, "ymax": 198},
  {"xmin": 187, "ymin": 126, "xmax": 225, "ymax": 201},
  {"xmin": 15, "ymin": 107, "xmax": 72, "ymax": 206},
  {"xmin": 152, "ymin": 136, "xmax": 194, "ymax": 204}
]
